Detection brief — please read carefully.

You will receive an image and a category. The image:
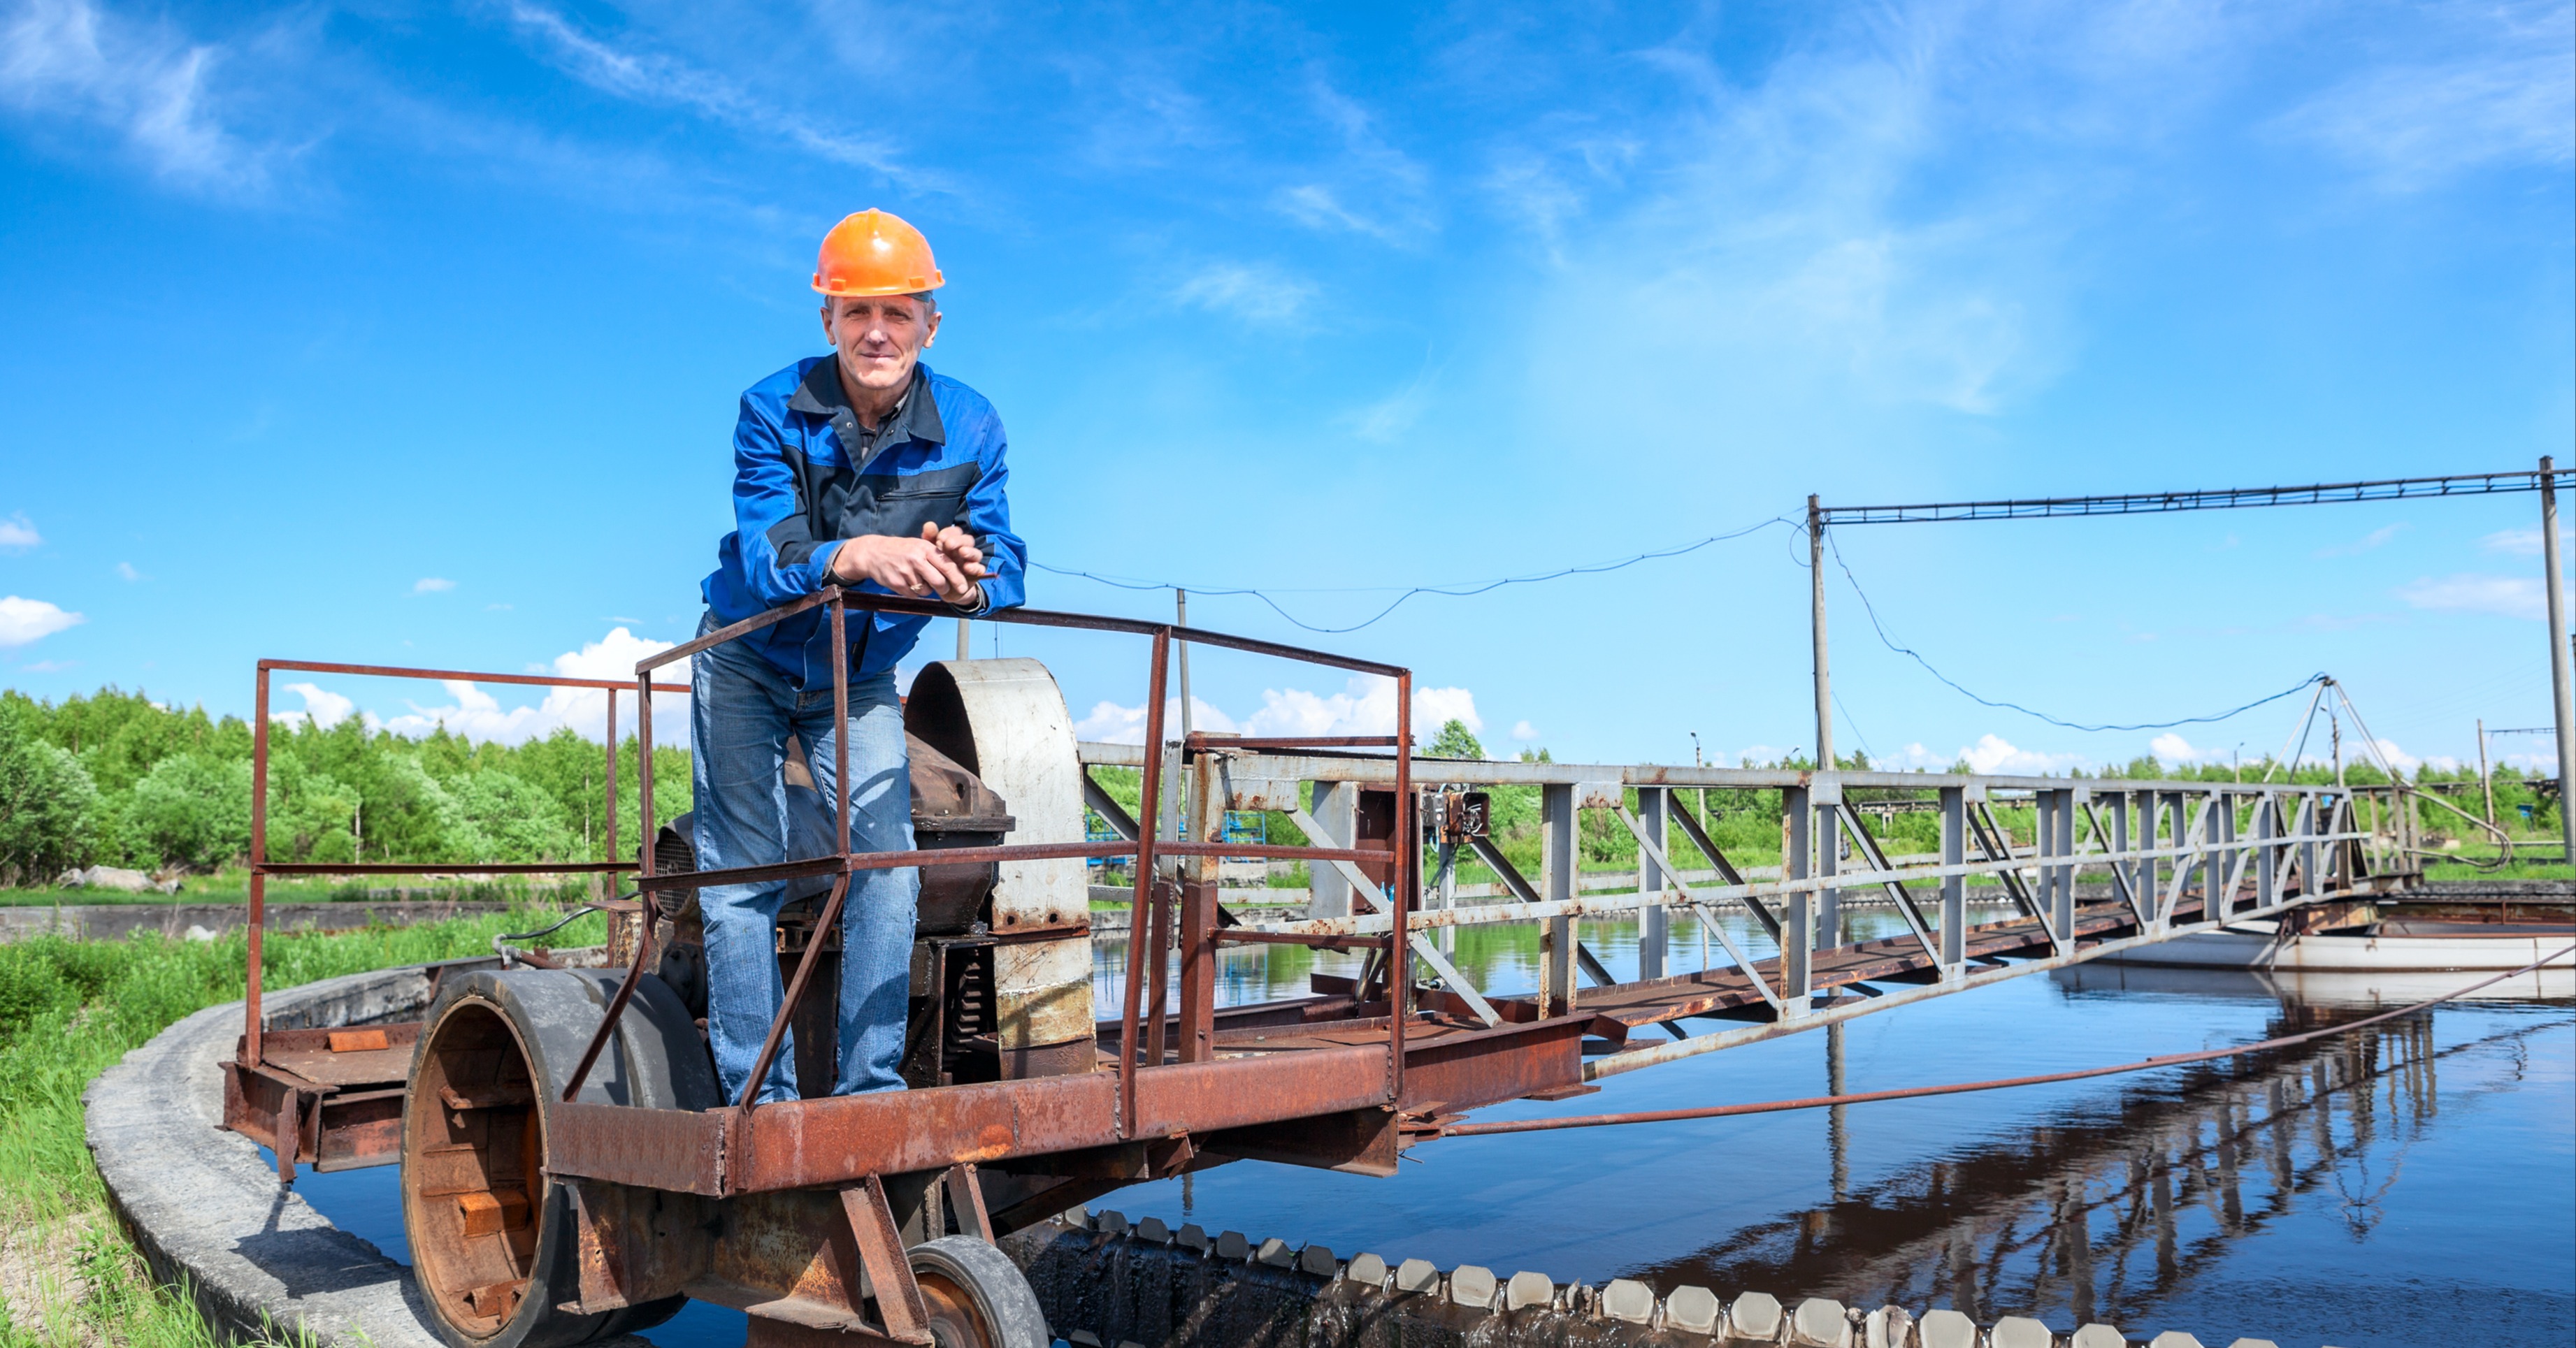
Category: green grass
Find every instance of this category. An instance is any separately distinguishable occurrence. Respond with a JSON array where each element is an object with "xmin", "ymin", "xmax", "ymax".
[
  {"xmin": 1, "ymin": 875, "xmax": 601, "ymax": 908},
  {"xmin": 0, "ymin": 905, "xmax": 597, "ymax": 1345}
]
